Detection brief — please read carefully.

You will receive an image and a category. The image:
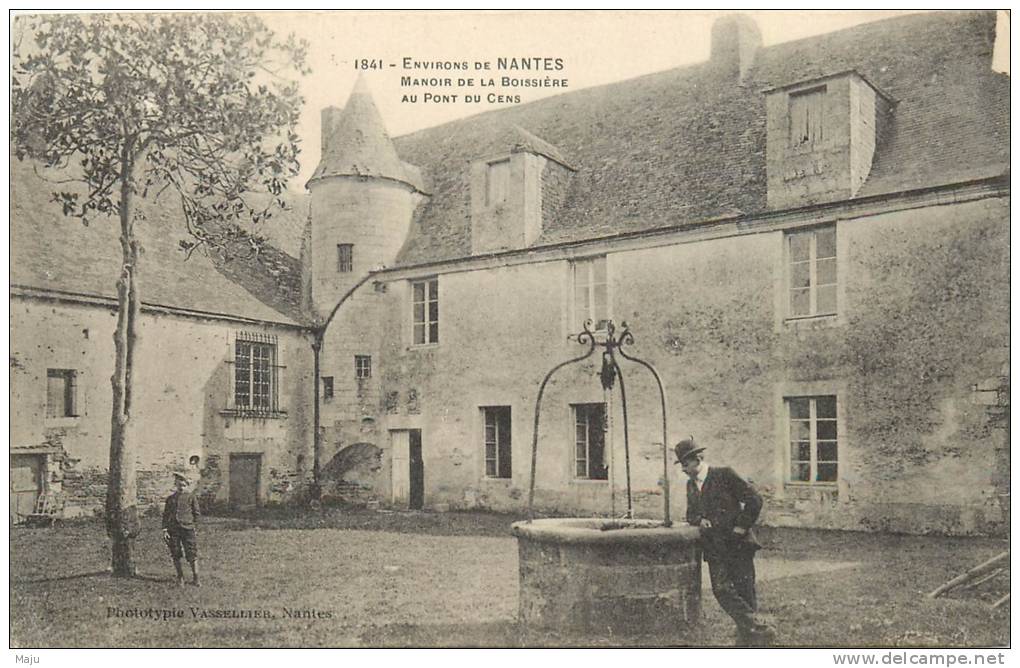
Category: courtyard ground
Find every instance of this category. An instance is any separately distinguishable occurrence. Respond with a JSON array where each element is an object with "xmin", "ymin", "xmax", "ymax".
[{"xmin": 9, "ymin": 508, "xmax": 1009, "ymax": 648}]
